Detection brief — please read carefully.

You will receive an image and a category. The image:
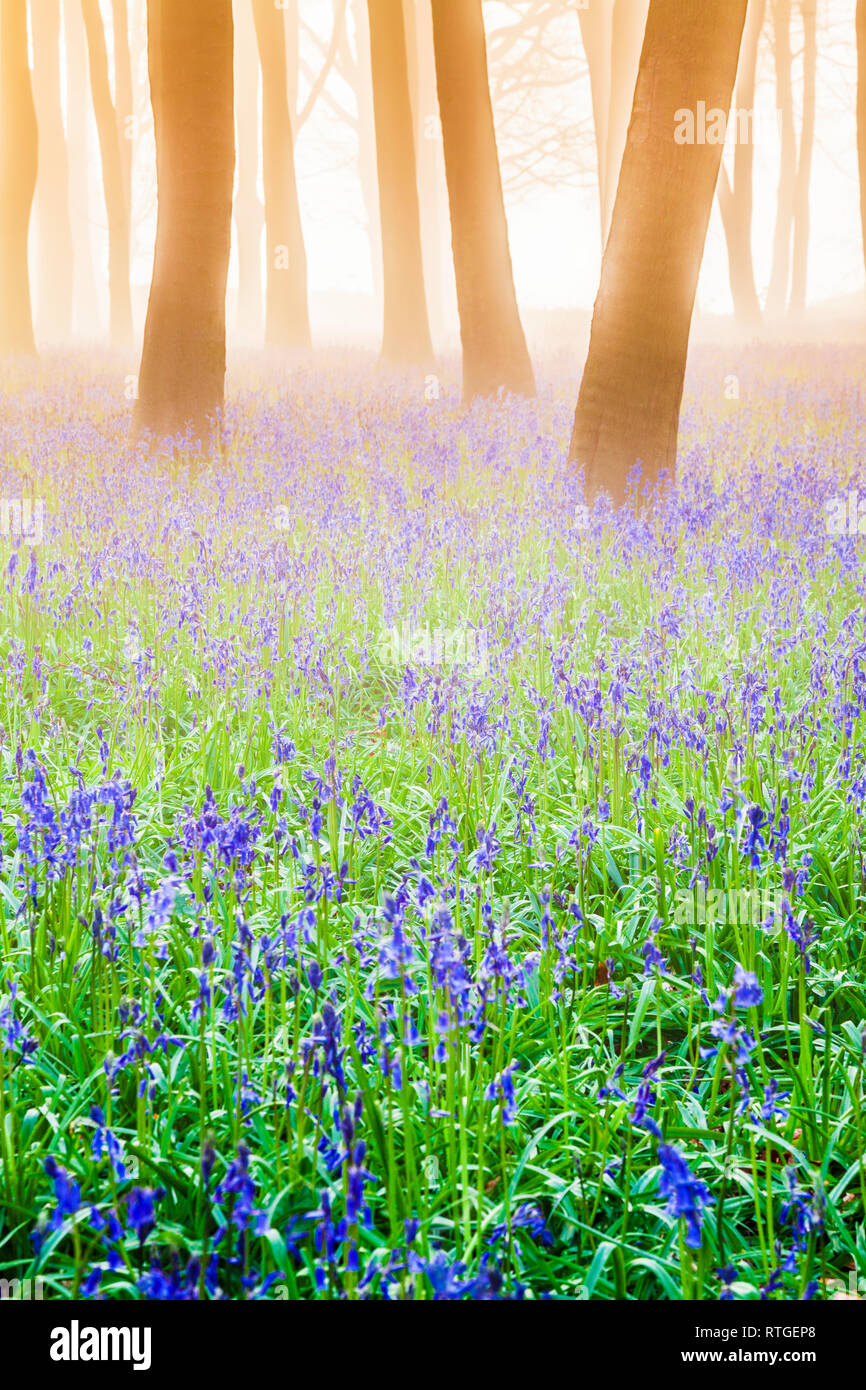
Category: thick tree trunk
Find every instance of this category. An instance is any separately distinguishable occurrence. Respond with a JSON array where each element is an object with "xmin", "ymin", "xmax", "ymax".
[
  {"xmin": 31, "ymin": 0, "xmax": 73, "ymax": 341},
  {"xmin": 0, "ymin": 0, "xmax": 38, "ymax": 356},
  {"xmin": 233, "ymin": 0, "xmax": 264, "ymax": 342},
  {"xmin": 766, "ymin": 0, "xmax": 796, "ymax": 318},
  {"xmin": 603, "ymin": 0, "xmax": 648, "ymax": 245},
  {"xmin": 859, "ymin": 0, "xmax": 866, "ymax": 284},
  {"xmin": 135, "ymin": 0, "xmax": 235, "ymax": 443},
  {"xmin": 431, "ymin": 0, "xmax": 534, "ymax": 398},
  {"xmin": 717, "ymin": 0, "xmax": 765, "ymax": 329},
  {"xmin": 253, "ymin": 0, "xmax": 311, "ymax": 350},
  {"xmin": 82, "ymin": 0, "xmax": 134, "ymax": 345},
  {"xmin": 367, "ymin": 0, "xmax": 432, "ymax": 364},
  {"xmin": 569, "ymin": 0, "xmax": 748, "ymax": 505},
  {"xmin": 789, "ymin": 0, "xmax": 816, "ymax": 318},
  {"xmin": 65, "ymin": 0, "xmax": 99, "ymax": 338}
]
